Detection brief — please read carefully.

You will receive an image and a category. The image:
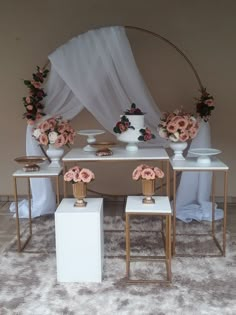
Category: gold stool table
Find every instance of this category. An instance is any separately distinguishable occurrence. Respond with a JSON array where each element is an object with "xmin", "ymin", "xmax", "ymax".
[
  {"xmin": 13, "ymin": 166, "xmax": 63, "ymax": 252},
  {"xmin": 170, "ymin": 157, "xmax": 229, "ymax": 257},
  {"xmin": 125, "ymin": 196, "xmax": 172, "ymax": 284}
]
